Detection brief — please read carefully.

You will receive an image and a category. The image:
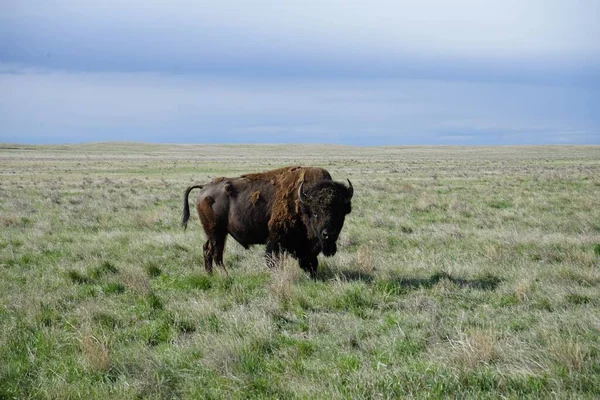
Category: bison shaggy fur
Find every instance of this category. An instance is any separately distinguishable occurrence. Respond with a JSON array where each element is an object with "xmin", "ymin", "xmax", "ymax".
[{"xmin": 181, "ymin": 166, "xmax": 353, "ymax": 277}]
